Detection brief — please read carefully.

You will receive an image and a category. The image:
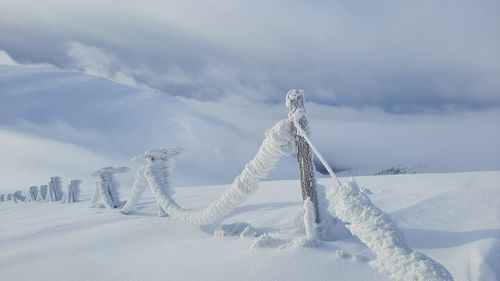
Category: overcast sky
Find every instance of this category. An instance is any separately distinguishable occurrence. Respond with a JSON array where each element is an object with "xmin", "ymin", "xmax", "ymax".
[{"xmin": 1, "ymin": 0, "xmax": 499, "ymax": 113}]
